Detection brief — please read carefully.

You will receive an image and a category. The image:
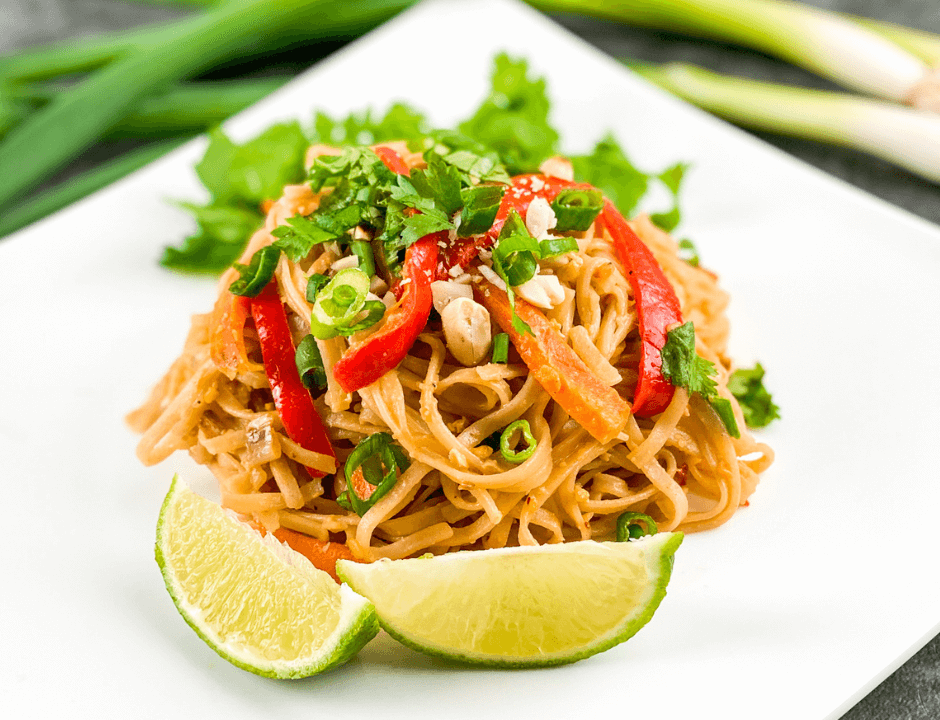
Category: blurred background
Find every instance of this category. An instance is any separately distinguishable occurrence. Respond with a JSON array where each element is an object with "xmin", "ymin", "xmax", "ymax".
[{"xmin": 1, "ymin": 1, "xmax": 938, "ymax": 717}]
